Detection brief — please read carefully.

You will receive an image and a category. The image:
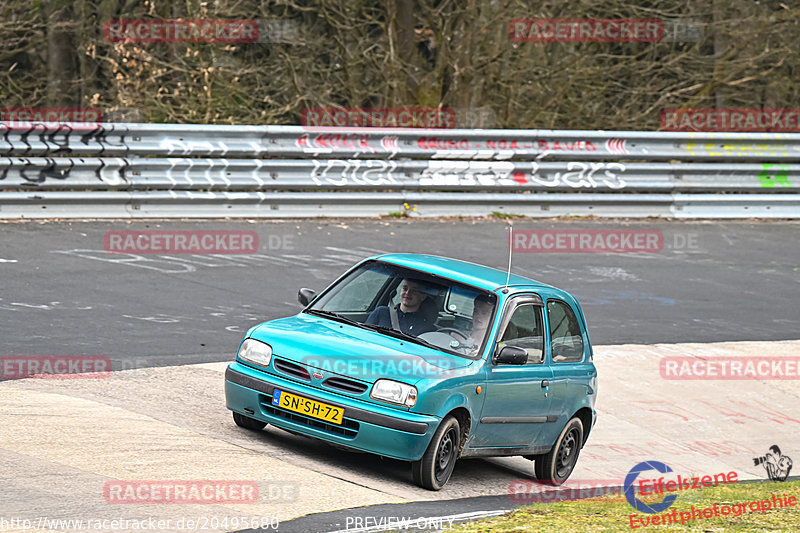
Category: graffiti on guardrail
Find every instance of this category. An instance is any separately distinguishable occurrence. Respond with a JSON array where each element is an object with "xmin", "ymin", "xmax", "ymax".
[
  {"xmin": 759, "ymin": 163, "xmax": 792, "ymax": 188},
  {"xmin": 416, "ymin": 137, "xmax": 620, "ymax": 160},
  {"xmin": 296, "ymin": 133, "xmax": 377, "ymax": 156},
  {"xmin": 0, "ymin": 124, "xmax": 129, "ymax": 157},
  {"xmin": 685, "ymin": 141, "xmax": 790, "ymax": 158},
  {"xmin": 538, "ymin": 139, "xmax": 604, "ymax": 152},
  {"xmin": 0, "ymin": 158, "xmax": 65, "ymax": 185},
  {"xmin": 526, "ymin": 161, "xmax": 627, "ymax": 188},
  {"xmin": 417, "ymin": 137, "xmax": 479, "ymax": 150},
  {"xmin": 420, "ymin": 161, "xmax": 516, "ymax": 186},
  {"xmin": 2, "ymin": 124, "xmax": 798, "ymax": 161},
  {"xmin": 419, "ymin": 161, "xmax": 627, "ymax": 188},
  {"xmin": 0, "ymin": 157, "xmax": 631, "ymax": 189},
  {"xmin": 418, "ymin": 136, "xmax": 525, "ymax": 160},
  {"xmin": 311, "ymin": 159, "xmax": 399, "ymax": 186},
  {"xmin": 158, "ymin": 137, "xmax": 259, "ymax": 156},
  {"xmin": 0, "ymin": 157, "xmax": 130, "ymax": 186},
  {"xmin": 306, "ymin": 159, "xmax": 628, "ymax": 188}
]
